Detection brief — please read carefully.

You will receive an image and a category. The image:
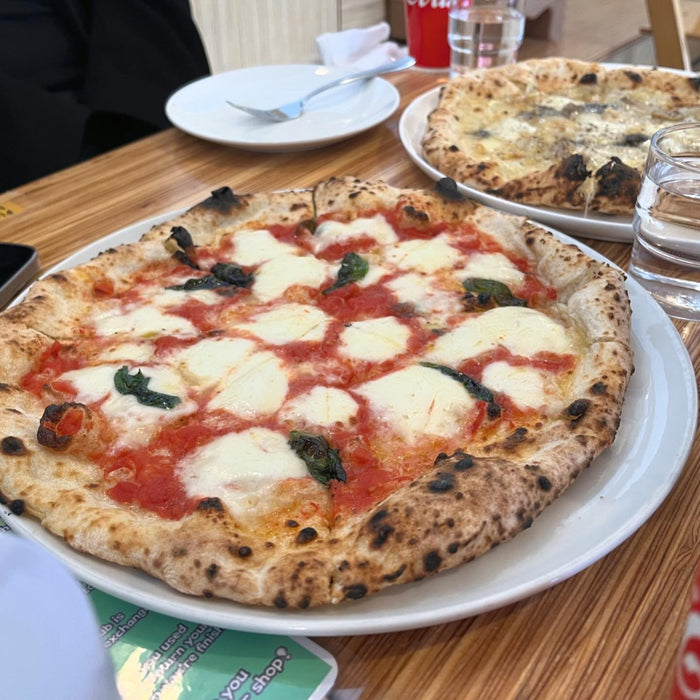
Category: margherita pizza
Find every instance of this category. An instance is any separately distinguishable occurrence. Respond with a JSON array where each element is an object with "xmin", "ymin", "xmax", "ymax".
[
  {"xmin": 0, "ymin": 177, "xmax": 633, "ymax": 608},
  {"xmin": 422, "ymin": 57, "xmax": 700, "ymax": 214}
]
